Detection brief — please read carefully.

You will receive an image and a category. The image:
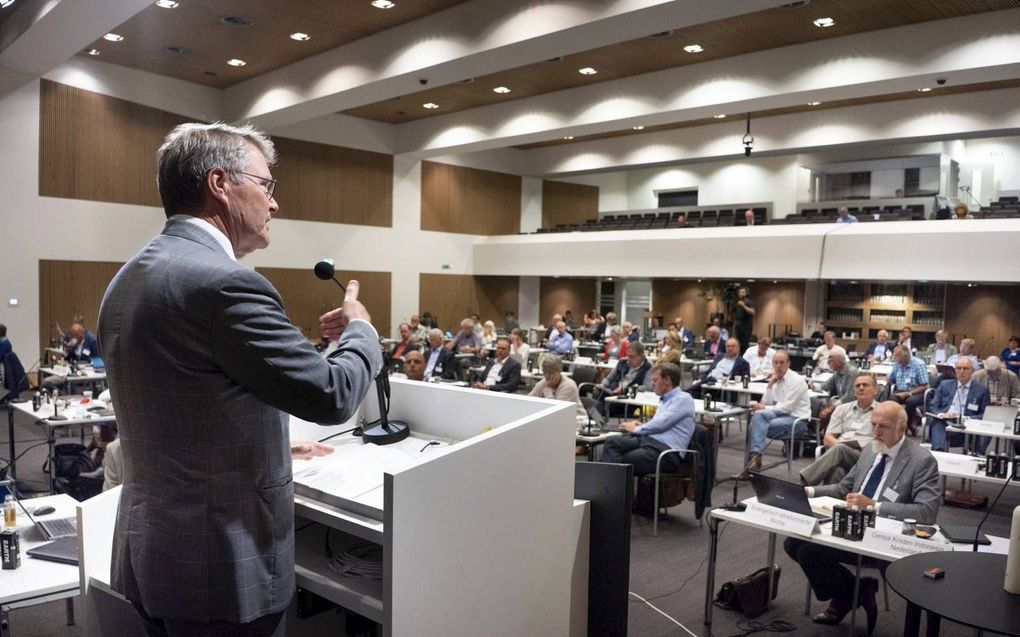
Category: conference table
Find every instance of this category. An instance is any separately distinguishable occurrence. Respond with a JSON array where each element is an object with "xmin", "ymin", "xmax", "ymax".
[
  {"xmin": 947, "ymin": 417, "xmax": 1020, "ymax": 459},
  {"xmin": 37, "ymin": 366, "xmax": 106, "ymax": 393}
]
